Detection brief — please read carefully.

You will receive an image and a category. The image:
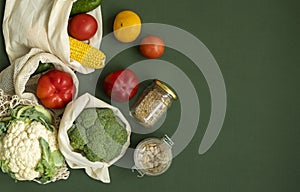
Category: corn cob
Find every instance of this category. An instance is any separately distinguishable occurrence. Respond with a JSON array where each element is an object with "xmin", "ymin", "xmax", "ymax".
[{"xmin": 69, "ymin": 36, "xmax": 106, "ymax": 69}]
